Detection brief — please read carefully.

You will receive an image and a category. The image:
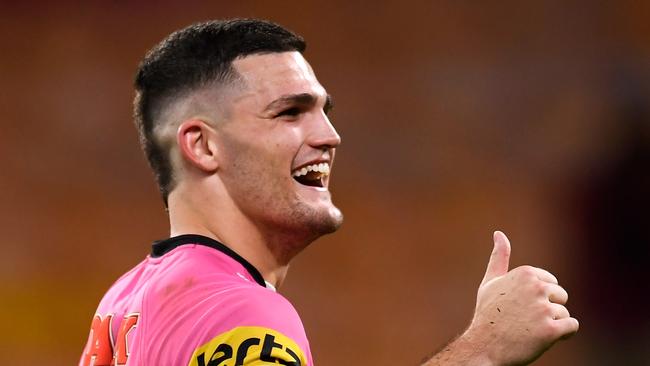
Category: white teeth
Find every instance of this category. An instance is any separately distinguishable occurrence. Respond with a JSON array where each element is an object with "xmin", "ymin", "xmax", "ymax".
[{"xmin": 292, "ymin": 163, "xmax": 331, "ymax": 177}]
